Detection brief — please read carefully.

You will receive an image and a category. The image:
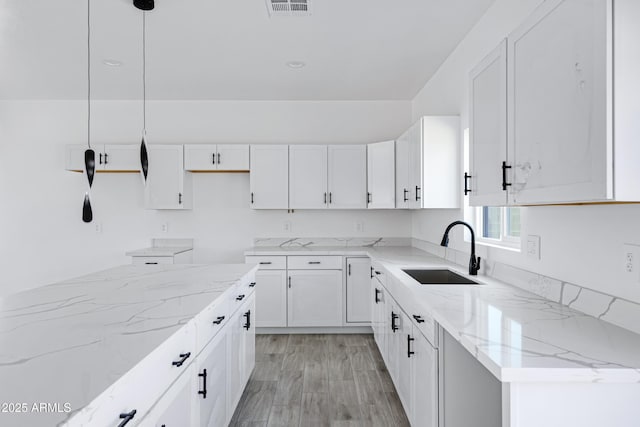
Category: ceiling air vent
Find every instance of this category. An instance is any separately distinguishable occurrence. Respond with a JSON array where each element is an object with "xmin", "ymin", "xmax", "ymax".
[{"xmin": 266, "ymin": 0, "xmax": 311, "ymax": 17}]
